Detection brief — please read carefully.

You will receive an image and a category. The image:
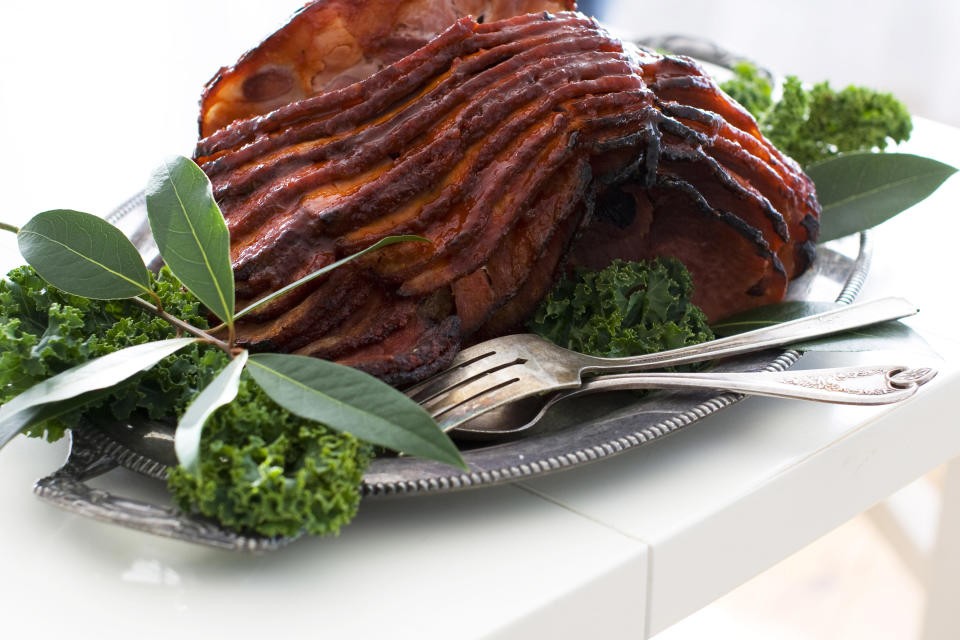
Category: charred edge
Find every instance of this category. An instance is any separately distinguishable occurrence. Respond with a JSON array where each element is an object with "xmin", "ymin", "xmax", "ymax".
[
  {"xmin": 801, "ymin": 212, "xmax": 820, "ymax": 243},
  {"xmin": 656, "ymin": 176, "xmax": 778, "ymax": 266},
  {"xmin": 649, "ymin": 74, "xmax": 716, "ymax": 94},
  {"xmin": 796, "ymin": 240, "xmax": 817, "ymax": 276},
  {"xmin": 642, "ymin": 115, "xmax": 663, "ymax": 187},
  {"xmin": 659, "ymin": 102, "xmax": 718, "ymax": 129},
  {"xmin": 650, "ymin": 53, "xmax": 703, "ymax": 74},
  {"xmin": 659, "ymin": 141, "xmax": 790, "ymax": 243},
  {"xmin": 349, "ymin": 316, "xmax": 462, "ymax": 387},
  {"xmin": 654, "ymin": 108, "xmax": 708, "ymax": 148}
]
